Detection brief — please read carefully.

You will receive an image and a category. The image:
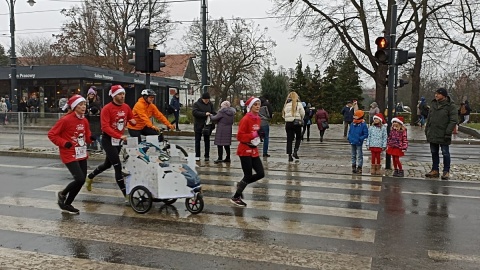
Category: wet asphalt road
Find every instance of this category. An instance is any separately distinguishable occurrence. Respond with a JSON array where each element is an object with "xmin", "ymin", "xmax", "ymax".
[{"xmin": 1, "ymin": 151, "xmax": 480, "ymax": 270}]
